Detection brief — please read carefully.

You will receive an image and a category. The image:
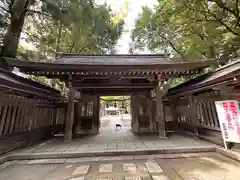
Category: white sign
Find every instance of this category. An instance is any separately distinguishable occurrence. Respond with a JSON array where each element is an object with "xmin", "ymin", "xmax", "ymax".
[{"xmin": 215, "ymin": 100, "xmax": 240, "ymax": 146}]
